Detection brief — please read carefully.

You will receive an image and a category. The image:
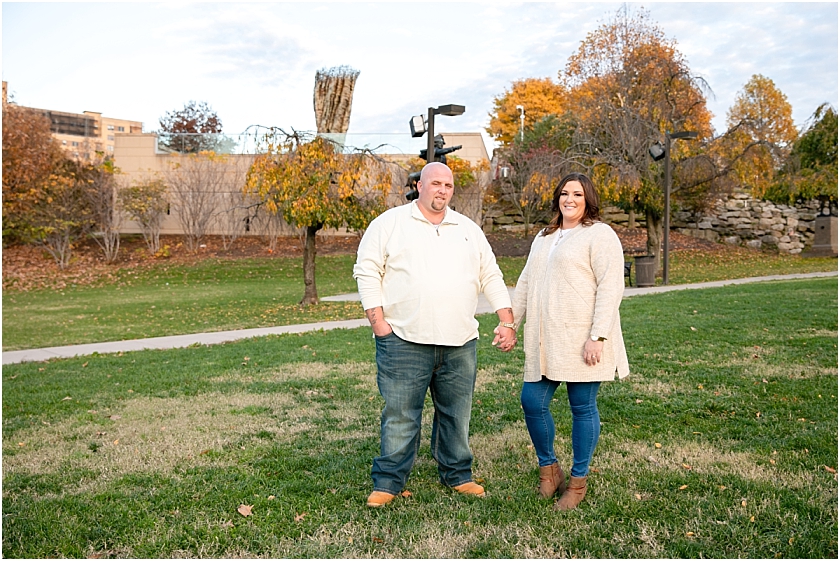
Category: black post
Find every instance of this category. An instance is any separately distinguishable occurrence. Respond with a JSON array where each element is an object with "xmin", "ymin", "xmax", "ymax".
[
  {"xmin": 427, "ymin": 107, "xmax": 436, "ymax": 163},
  {"xmin": 663, "ymin": 133, "xmax": 672, "ymax": 285}
]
